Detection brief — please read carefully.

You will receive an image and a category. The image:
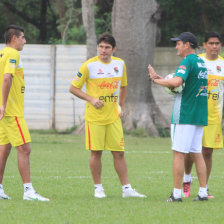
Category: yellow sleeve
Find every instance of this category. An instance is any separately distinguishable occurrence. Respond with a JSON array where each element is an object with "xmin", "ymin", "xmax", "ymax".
[
  {"xmin": 4, "ymin": 51, "xmax": 19, "ymax": 77},
  {"xmin": 121, "ymin": 62, "xmax": 127, "ymax": 87},
  {"xmin": 71, "ymin": 62, "xmax": 89, "ymax": 89}
]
